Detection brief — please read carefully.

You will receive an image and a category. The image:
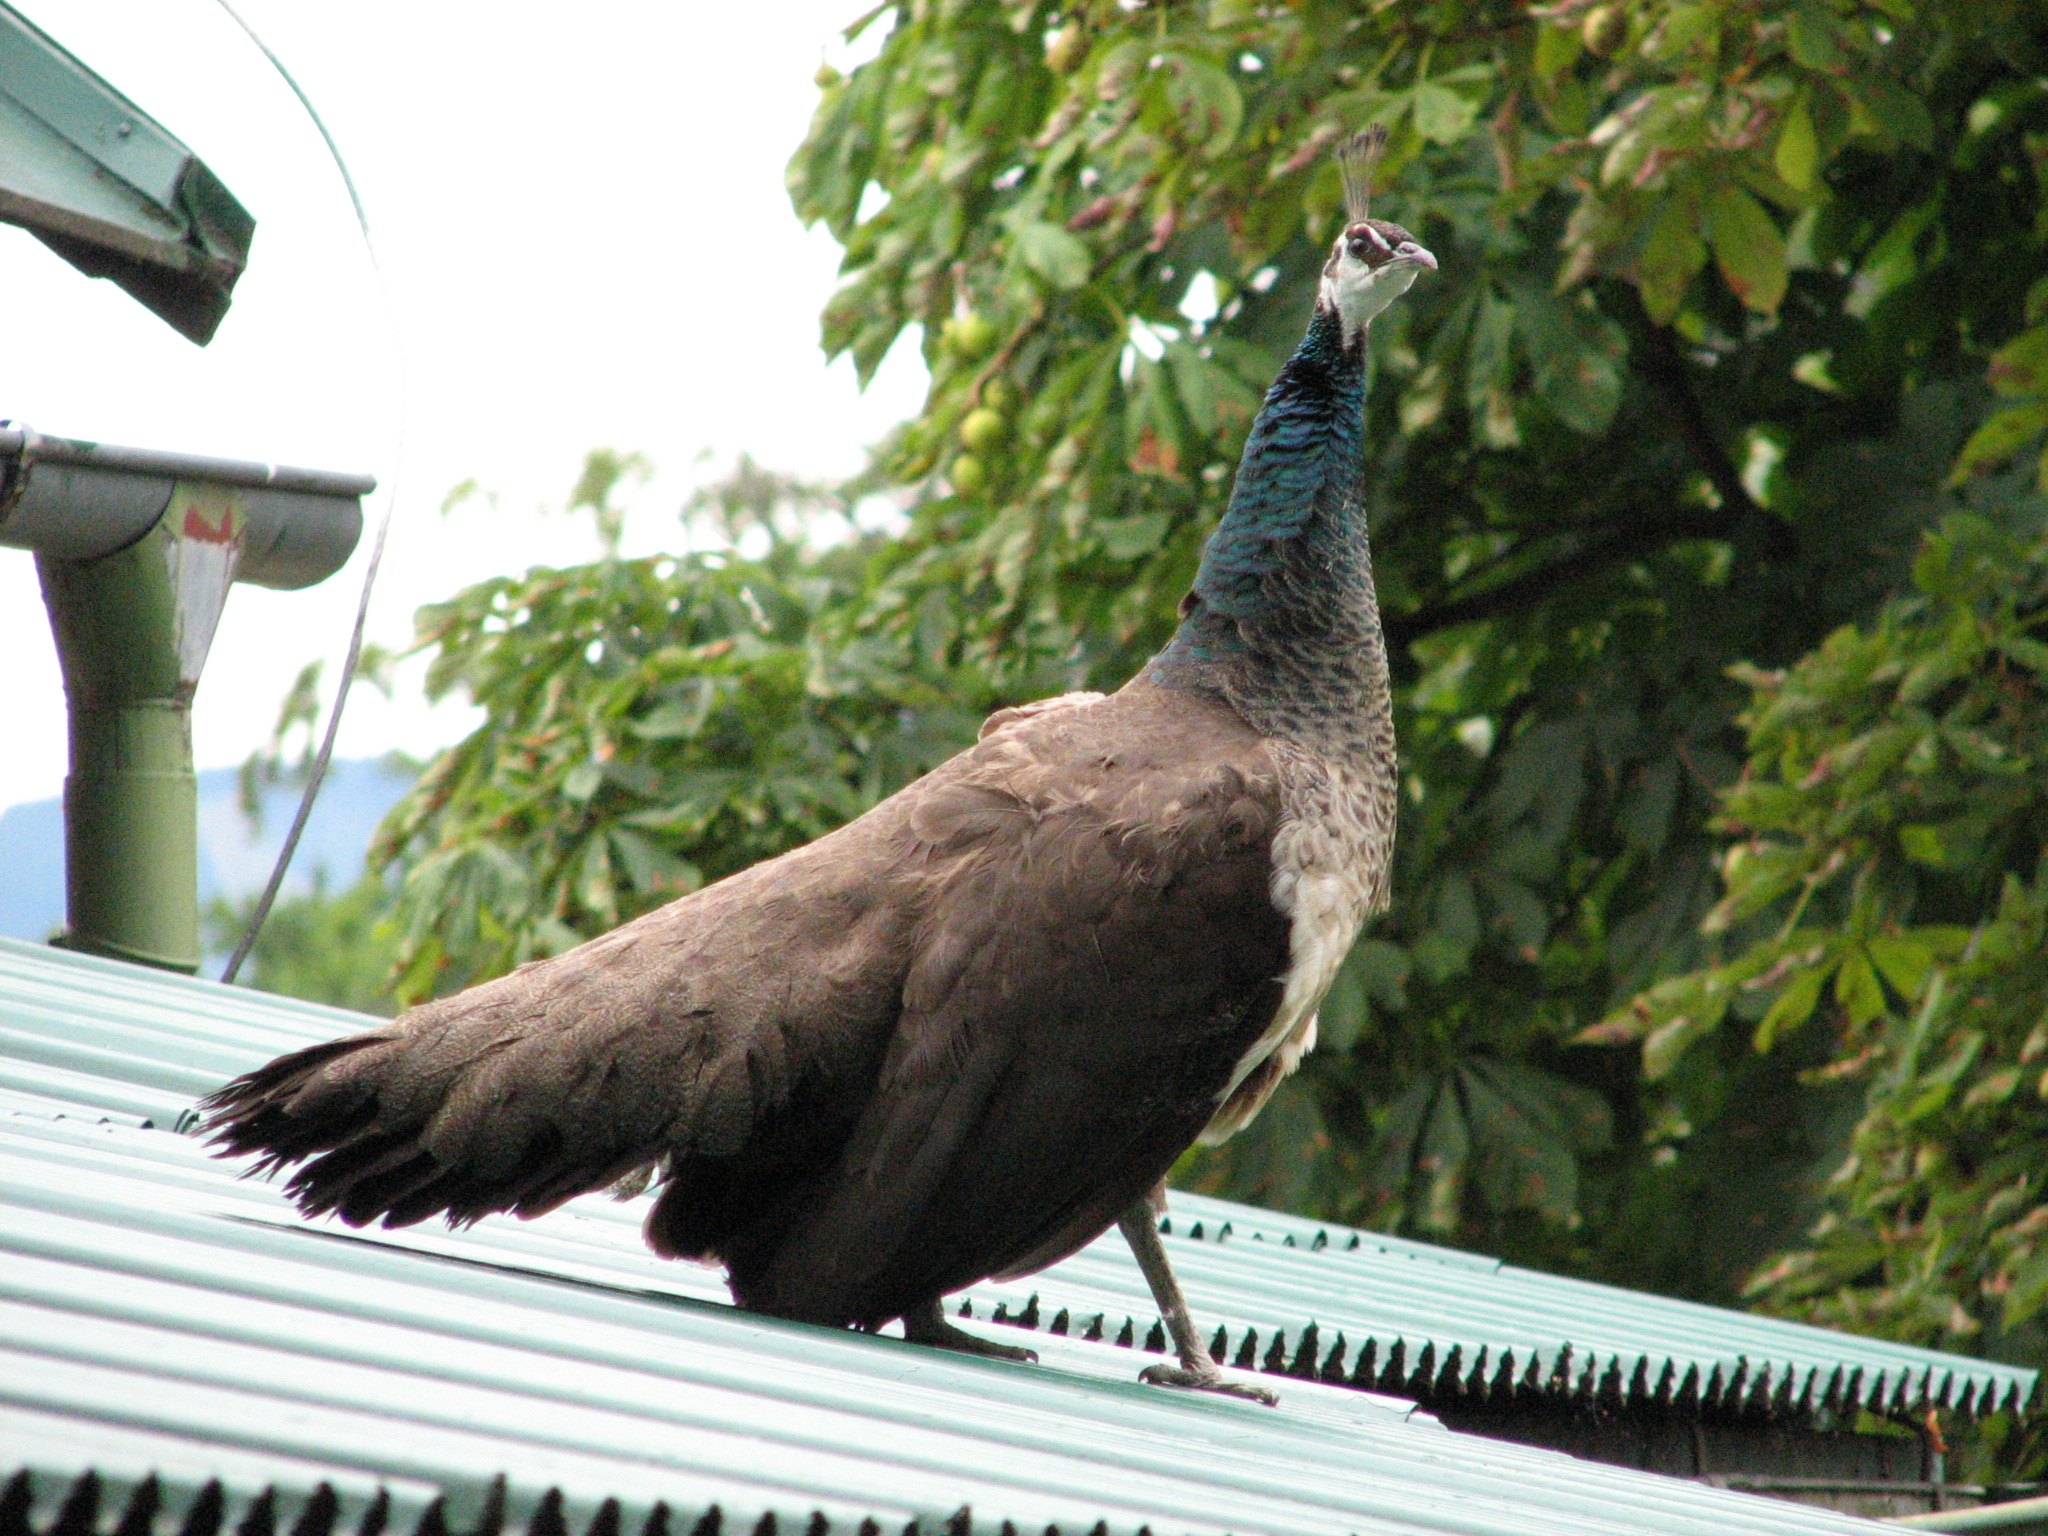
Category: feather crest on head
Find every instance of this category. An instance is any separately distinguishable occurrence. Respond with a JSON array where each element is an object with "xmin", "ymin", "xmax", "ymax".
[
  {"xmin": 1318, "ymin": 125, "xmax": 1435, "ymax": 340},
  {"xmin": 1335, "ymin": 124, "xmax": 1388, "ymax": 224}
]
